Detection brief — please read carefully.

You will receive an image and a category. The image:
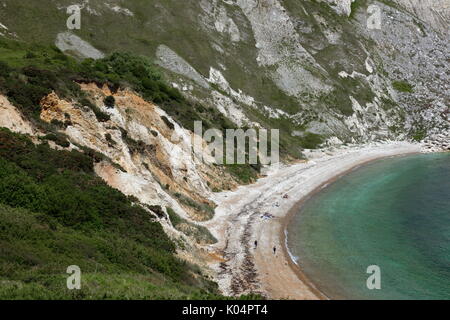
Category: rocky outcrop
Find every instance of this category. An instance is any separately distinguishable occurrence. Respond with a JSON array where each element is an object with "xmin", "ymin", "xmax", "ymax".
[
  {"xmin": 156, "ymin": 45, "xmax": 210, "ymax": 89},
  {"xmin": 157, "ymin": 0, "xmax": 447, "ymax": 146},
  {"xmin": 392, "ymin": 0, "xmax": 450, "ymax": 36},
  {"xmin": 55, "ymin": 32, "xmax": 105, "ymax": 60},
  {"xmin": 39, "ymin": 85, "xmax": 238, "ymax": 223},
  {"xmin": 35, "ymin": 83, "xmax": 248, "ymax": 273},
  {"xmin": 234, "ymin": 0, "xmax": 330, "ymax": 97},
  {"xmin": 0, "ymin": 86, "xmax": 233, "ymax": 280},
  {"xmin": 422, "ymin": 129, "xmax": 450, "ymax": 153},
  {"xmin": 0, "ymin": 95, "xmax": 36, "ymax": 135},
  {"xmin": 322, "ymin": 0, "xmax": 355, "ymax": 16},
  {"xmin": 1, "ymin": 0, "xmax": 446, "ymax": 147}
]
